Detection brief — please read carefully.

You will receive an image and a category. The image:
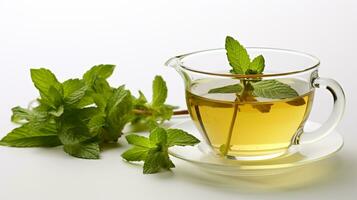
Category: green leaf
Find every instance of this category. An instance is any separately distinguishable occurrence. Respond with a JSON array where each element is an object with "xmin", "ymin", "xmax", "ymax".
[
  {"xmin": 11, "ymin": 106, "xmax": 32, "ymax": 123},
  {"xmin": 252, "ymin": 104, "xmax": 273, "ymax": 113},
  {"xmin": 149, "ymin": 127, "xmax": 167, "ymax": 145},
  {"xmin": 131, "ymin": 76, "xmax": 175, "ymax": 127},
  {"xmin": 152, "ymin": 76, "xmax": 167, "ymax": 107},
  {"xmin": 92, "ymin": 78, "xmax": 113, "ymax": 98},
  {"xmin": 208, "ymin": 84, "xmax": 243, "ymax": 94},
  {"xmin": 153, "ymin": 104, "xmax": 175, "ymax": 123},
  {"xmin": 87, "ymin": 113, "xmax": 106, "ymax": 136},
  {"xmin": 133, "ymin": 91, "xmax": 148, "ymax": 106},
  {"xmin": 83, "ymin": 64, "xmax": 115, "ymax": 86},
  {"xmin": 104, "ymin": 86, "xmax": 132, "ymax": 141},
  {"xmin": 75, "ymin": 93, "xmax": 94, "ymax": 108},
  {"xmin": 0, "ymin": 122, "xmax": 61, "ymax": 147},
  {"xmin": 252, "ymin": 80, "xmax": 299, "ymax": 99},
  {"xmin": 43, "ymin": 86, "xmax": 63, "ymax": 108},
  {"xmin": 58, "ymin": 124, "xmax": 92, "ymax": 145},
  {"xmin": 143, "ymin": 148, "xmax": 175, "ymax": 174},
  {"xmin": 250, "ymin": 55, "xmax": 265, "ymax": 74},
  {"xmin": 63, "ymin": 141, "xmax": 100, "ymax": 159},
  {"xmin": 58, "ymin": 112, "xmax": 93, "ymax": 145},
  {"xmin": 92, "ymin": 94, "xmax": 108, "ymax": 111},
  {"xmin": 121, "ymin": 146, "xmax": 149, "ymax": 162},
  {"xmin": 225, "ymin": 36, "xmax": 250, "ymax": 74},
  {"xmin": 166, "ymin": 129, "xmax": 200, "ymax": 147},
  {"xmin": 48, "ymin": 105, "xmax": 64, "ymax": 117},
  {"xmin": 130, "ymin": 117, "xmax": 159, "ymax": 131},
  {"xmin": 75, "ymin": 107, "xmax": 100, "ymax": 123},
  {"xmin": 11, "ymin": 106, "xmax": 48, "ymax": 124},
  {"xmin": 125, "ymin": 134, "xmax": 153, "ymax": 148},
  {"xmin": 30, "ymin": 68, "xmax": 62, "ymax": 97},
  {"xmin": 286, "ymin": 97, "xmax": 306, "ymax": 106},
  {"xmin": 63, "ymin": 79, "xmax": 87, "ymax": 105}
]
